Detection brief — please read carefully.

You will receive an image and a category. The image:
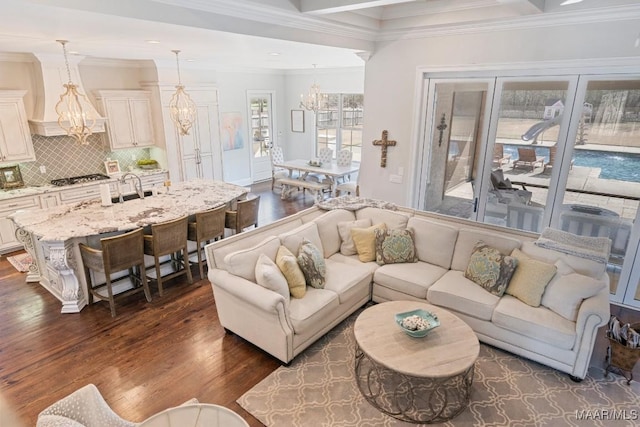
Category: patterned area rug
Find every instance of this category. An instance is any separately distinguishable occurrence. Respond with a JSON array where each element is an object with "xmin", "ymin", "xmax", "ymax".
[
  {"xmin": 238, "ymin": 313, "xmax": 640, "ymax": 426},
  {"xmin": 7, "ymin": 252, "xmax": 31, "ymax": 273}
]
